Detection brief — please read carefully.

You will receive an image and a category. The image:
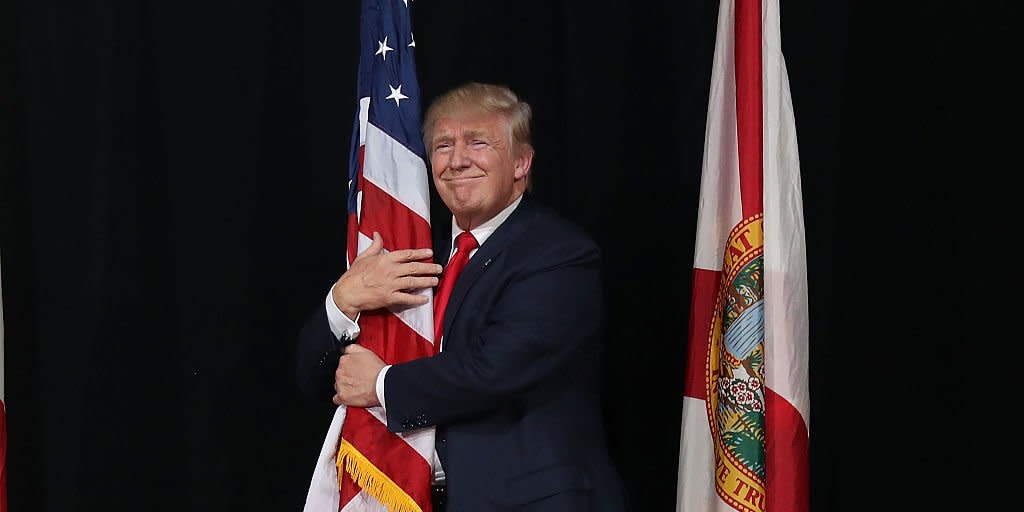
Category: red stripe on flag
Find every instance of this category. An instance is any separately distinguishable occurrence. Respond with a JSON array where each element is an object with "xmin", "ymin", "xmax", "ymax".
[
  {"xmin": 685, "ymin": 268, "xmax": 722, "ymax": 400},
  {"xmin": 735, "ymin": 0, "xmax": 763, "ymax": 218},
  {"xmin": 765, "ymin": 387, "xmax": 810, "ymax": 512},
  {"xmin": 357, "ymin": 310, "xmax": 433, "ymax": 365},
  {"xmin": 346, "ymin": 212, "xmax": 360, "ymax": 265},
  {"xmin": 344, "ymin": 408, "xmax": 433, "ymax": 509},
  {"xmin": 358, "ymin": 179, "xmax": 432, "ymax": 253},
  {"xmin": 339, "ymin": 470, "xmax": 360, "ymax": 508}
]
